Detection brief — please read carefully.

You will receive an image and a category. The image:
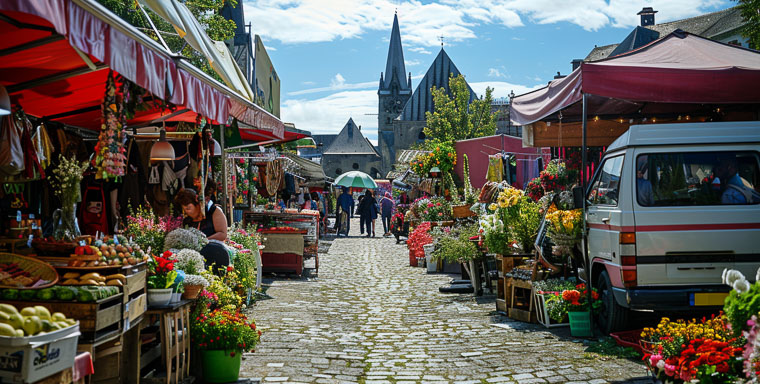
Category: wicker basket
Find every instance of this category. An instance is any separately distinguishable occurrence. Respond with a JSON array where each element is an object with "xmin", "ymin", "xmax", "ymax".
[
  {"xmin": 452, "ymin": 204, "xmax": 476, "ymax": 218},
  {"xmin": 0, "ymin": 253, "xmax": 60, "ymax": 289},
  {"xmin": 31, "ymin": 239, "xmax": 77, "ymax": 257}
]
